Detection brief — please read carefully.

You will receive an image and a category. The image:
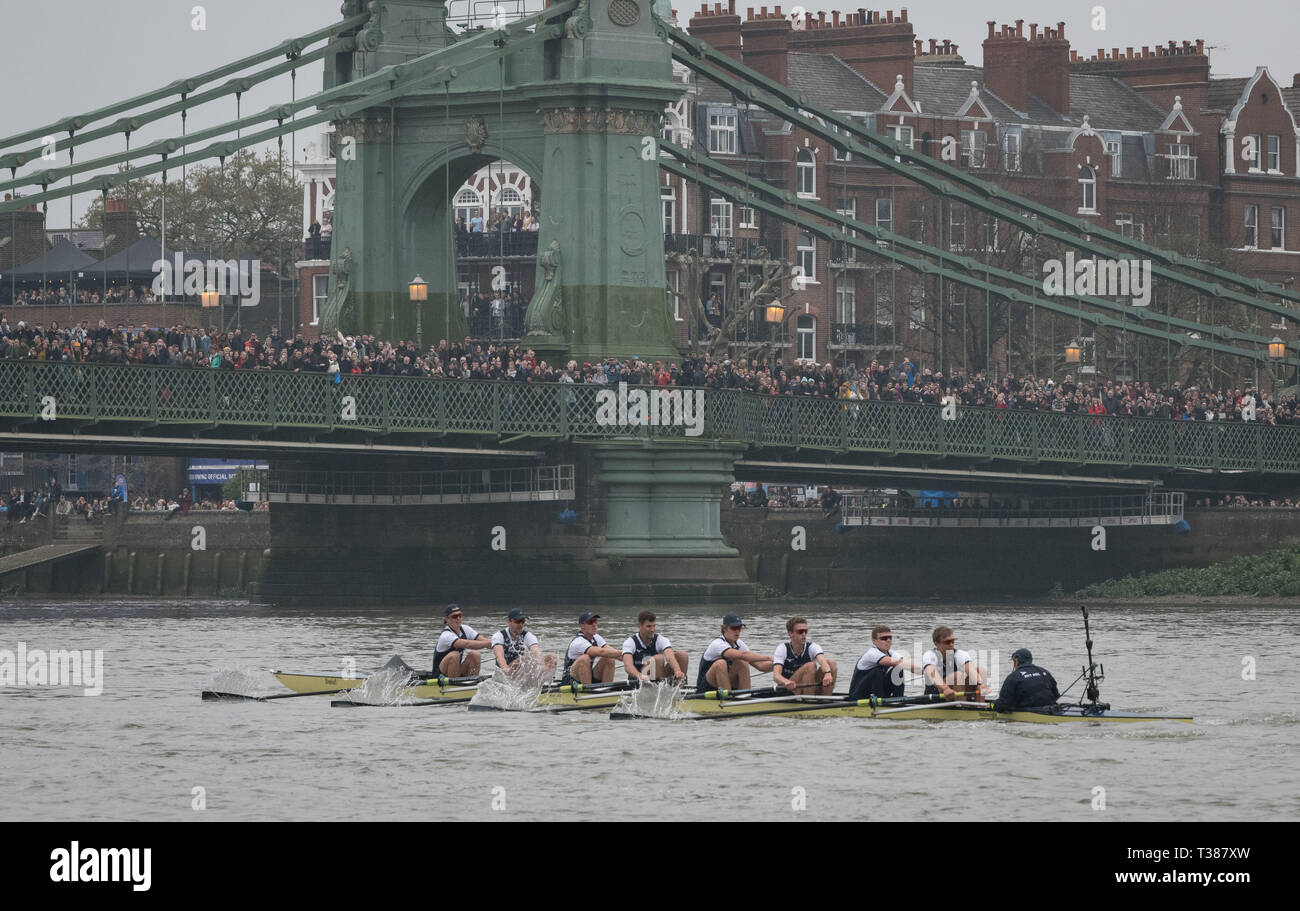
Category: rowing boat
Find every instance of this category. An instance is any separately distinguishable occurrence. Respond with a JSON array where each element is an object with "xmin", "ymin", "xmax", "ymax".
[
  {"xmin": 612, "ymin": 694, "xmax": 1192, "ymax": 722},
  {"xmin": 273, "ymin": 671, "xmax": 479, "ymax": 703}
]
